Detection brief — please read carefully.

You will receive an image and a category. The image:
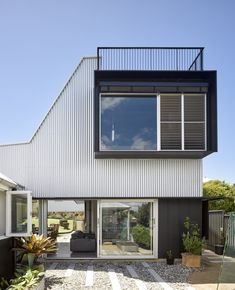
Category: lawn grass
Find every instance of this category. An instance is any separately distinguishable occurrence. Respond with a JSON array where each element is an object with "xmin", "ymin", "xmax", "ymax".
[{"xmin": 32, "ymin": 218, "xmax": 74, "ymax": 234}]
